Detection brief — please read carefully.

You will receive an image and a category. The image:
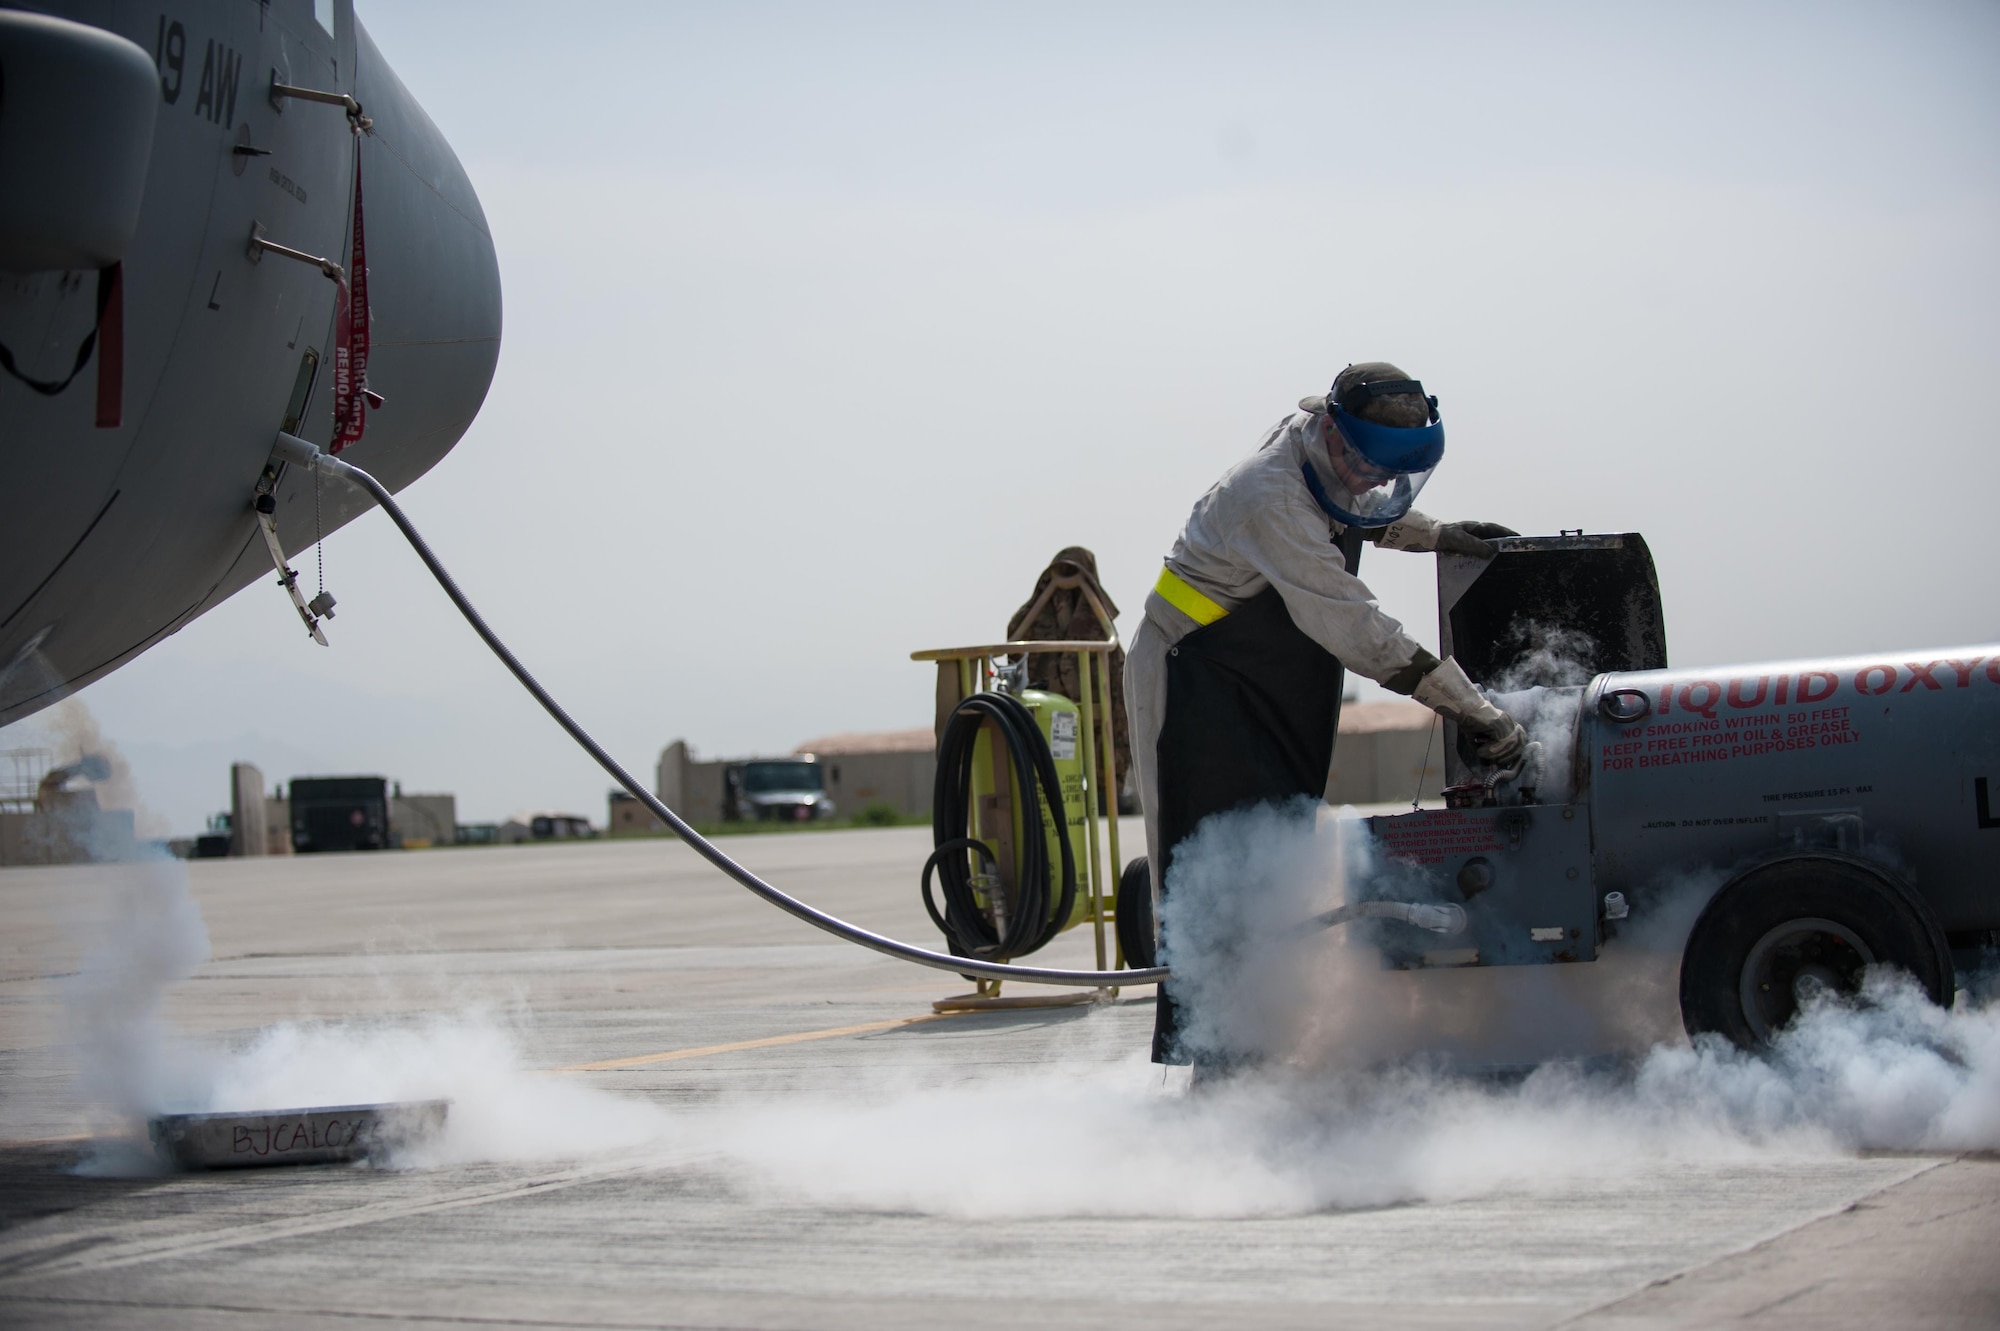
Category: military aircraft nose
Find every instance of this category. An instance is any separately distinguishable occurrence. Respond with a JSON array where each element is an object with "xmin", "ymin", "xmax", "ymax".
[{"xmin": 332, "ymin": 18, "xmax": 500, "ymax": 493}]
